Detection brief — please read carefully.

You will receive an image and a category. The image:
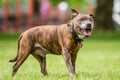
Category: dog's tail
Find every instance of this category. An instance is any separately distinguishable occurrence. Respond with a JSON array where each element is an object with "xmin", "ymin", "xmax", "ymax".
[{"xmin": 9, "ymin": 34, "xmax": 22, "ymax": 62}]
